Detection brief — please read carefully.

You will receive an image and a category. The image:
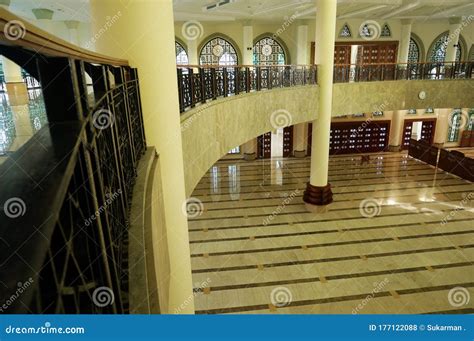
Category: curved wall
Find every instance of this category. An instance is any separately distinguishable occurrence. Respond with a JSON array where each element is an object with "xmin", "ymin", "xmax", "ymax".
[{"xmin": 181, "ymin": 79, "xmax": 474, "ymax": 195}]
